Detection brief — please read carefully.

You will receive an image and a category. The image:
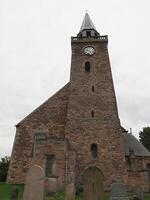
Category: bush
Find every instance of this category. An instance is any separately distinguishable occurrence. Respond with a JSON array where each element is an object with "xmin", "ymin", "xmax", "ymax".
[{"xmin": 0, "ymin": 156, "xmax": 10, "ymax": 181}]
